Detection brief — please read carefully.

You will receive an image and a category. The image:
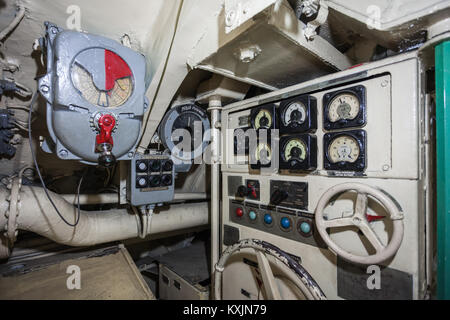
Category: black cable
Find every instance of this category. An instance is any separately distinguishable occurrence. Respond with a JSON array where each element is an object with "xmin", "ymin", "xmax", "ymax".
[{"xmin": 28, "ymin": 92, "xmax": 81, "ymax": 227}]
